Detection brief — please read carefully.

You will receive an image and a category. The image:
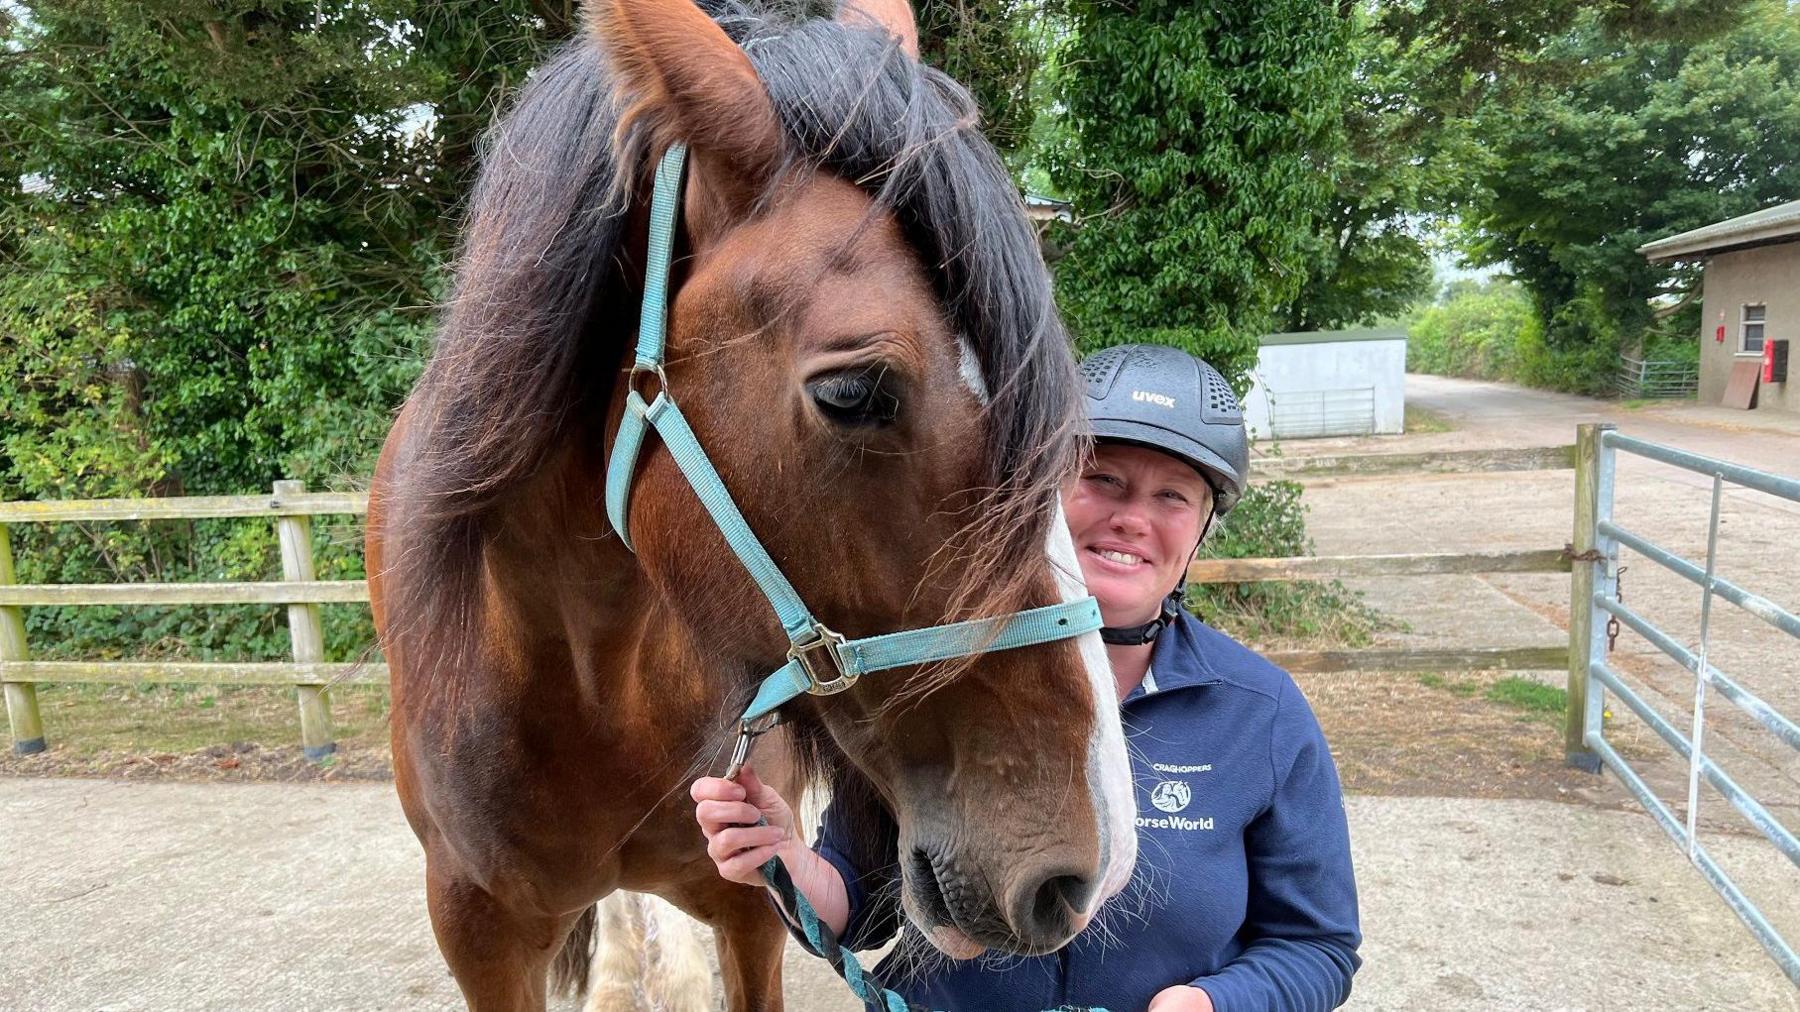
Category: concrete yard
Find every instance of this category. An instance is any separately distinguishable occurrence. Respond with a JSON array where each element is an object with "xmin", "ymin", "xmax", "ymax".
[
  {"xmin": 4, "ymin": 777, "xmax": 1795, "ymax": 1010},
  {"xmin": 5, "ymin": 376, "xmax": 1796, "ymax": 1010}
]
